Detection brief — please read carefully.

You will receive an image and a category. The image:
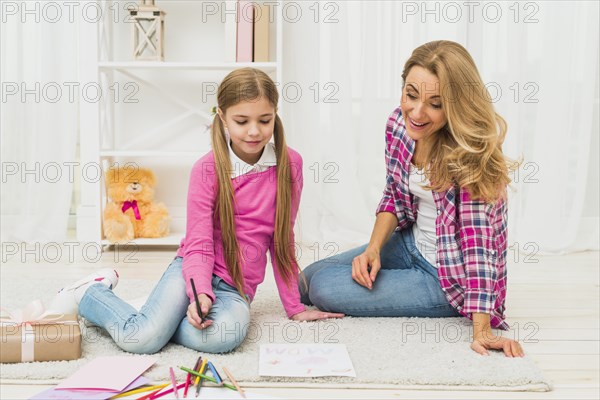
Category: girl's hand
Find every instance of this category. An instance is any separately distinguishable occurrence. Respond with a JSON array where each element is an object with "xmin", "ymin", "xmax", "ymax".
[
  {"xmin": 291, "ymin": 309, "xmax": 345, "ymax": 322},
  {"xmin": 471, "ymin": 331, "xmax": 525, "ymax": 357},
  {"xmin": 187, "ymin": 293, "xmax": 213, "ymax": 330},
  {"xmin": 352, "ymin": 247, "xmax": 381, "ymax": 289}
]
